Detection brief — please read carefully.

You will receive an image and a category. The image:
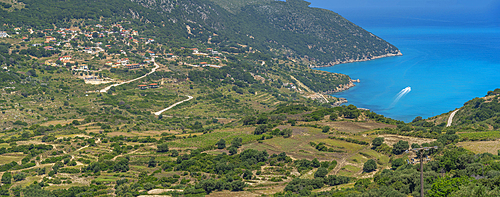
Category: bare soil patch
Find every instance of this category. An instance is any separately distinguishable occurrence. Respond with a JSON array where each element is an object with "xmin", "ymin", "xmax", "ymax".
[
  {"xmin": 319, "ymin": 121, "xmax": 396, "ymax": 133},
  {"xmin": 208, "ymin": 190, "xmax": 272, "ymax": 197},
  {"xmin": 276, "ymin": 125, "xmax": 310, "ymax": 136},
  {"xmin": 148, "ymin": 189, "xmax": 184, "ymax": 194},
  {"xmin": 379, "ymin": 134, "xmax": 436, "ymax": 146},
  {"xmin": 41, "ymin": 119, "xmax": 84, "ymax": 126},
  {"xmin": 107, "ymin": 130, "xmax": 180, "ymax": 137}
]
